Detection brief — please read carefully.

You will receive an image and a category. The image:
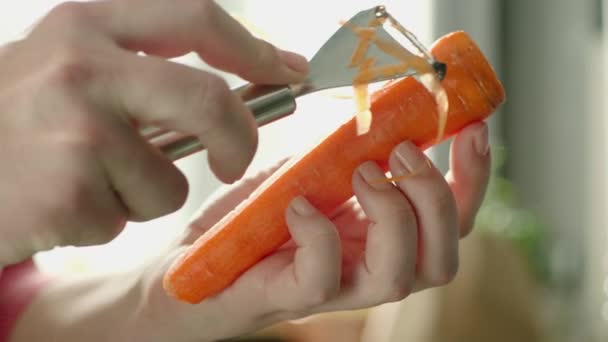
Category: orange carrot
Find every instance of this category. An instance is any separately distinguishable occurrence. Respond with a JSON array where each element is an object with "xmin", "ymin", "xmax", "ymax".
[{"xmin": 163, "ymin": 31, "xmax": 506, "ymax": 304}]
